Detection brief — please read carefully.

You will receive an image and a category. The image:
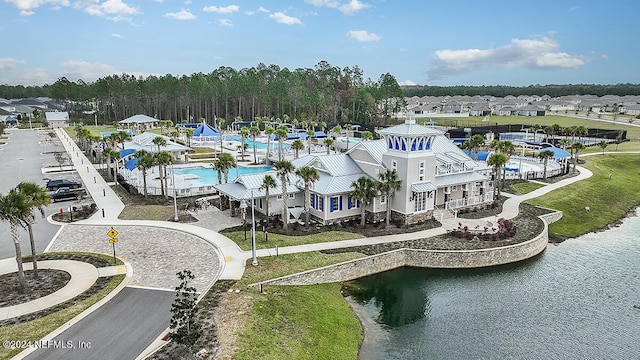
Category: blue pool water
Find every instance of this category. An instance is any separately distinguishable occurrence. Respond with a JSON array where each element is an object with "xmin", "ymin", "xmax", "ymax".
[
  {"xmin": 173, "ymin": 165, "xmax": 272, "ymax": 185},
  {"xmin": 226, "ymin": 135, "xmax": 290, "ymax": 150}
]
